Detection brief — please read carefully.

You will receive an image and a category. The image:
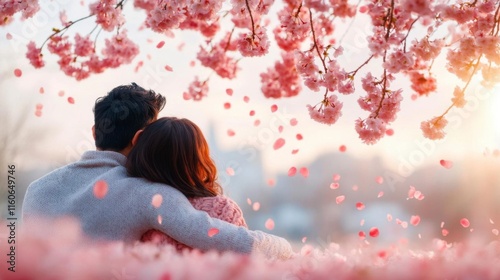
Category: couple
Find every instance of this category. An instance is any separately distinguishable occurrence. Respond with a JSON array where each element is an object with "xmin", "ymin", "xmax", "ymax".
[{"xmin": 22, "ymin": 83, "xmax": 293, "ymax": 259}]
